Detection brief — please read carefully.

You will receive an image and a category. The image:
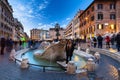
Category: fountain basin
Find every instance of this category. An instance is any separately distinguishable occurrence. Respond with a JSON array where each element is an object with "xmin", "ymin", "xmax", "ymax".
[{"xmin": 15, "ymin": 49, "xmax": 87, "ymax": 71}]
